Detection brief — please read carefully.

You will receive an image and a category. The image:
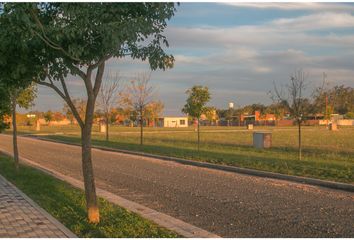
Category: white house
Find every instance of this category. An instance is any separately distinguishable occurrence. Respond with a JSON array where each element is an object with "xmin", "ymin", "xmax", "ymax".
[{"xmin": 156, "ymin": 116, "xmax": 189, "ymax": 128}]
